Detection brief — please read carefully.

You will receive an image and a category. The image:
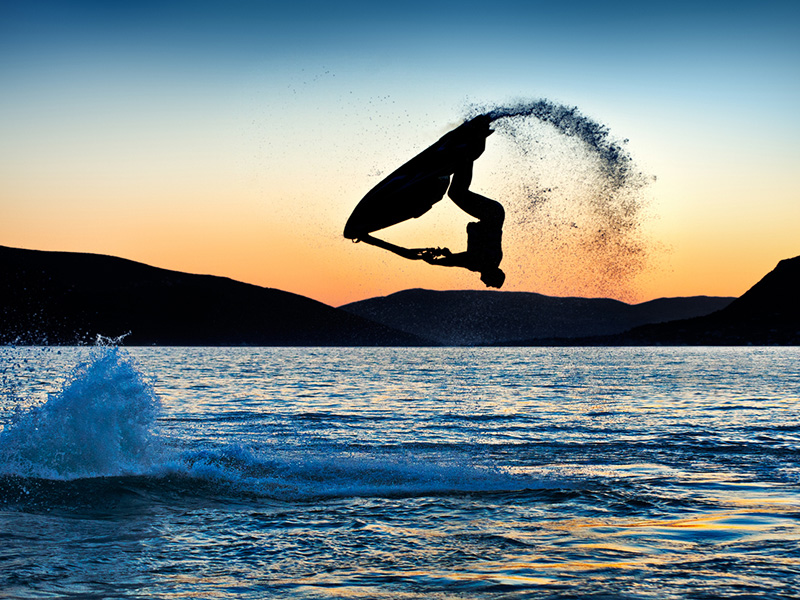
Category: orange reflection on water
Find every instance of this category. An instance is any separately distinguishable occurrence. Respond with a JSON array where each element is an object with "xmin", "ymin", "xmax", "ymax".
[
  {"xmin": 156, "ymin": 573, "xmax": 243, "ymax": 598},
  {"xmin": 484, "ymin": 557, "xmax": 665, "ymax": 571}
]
